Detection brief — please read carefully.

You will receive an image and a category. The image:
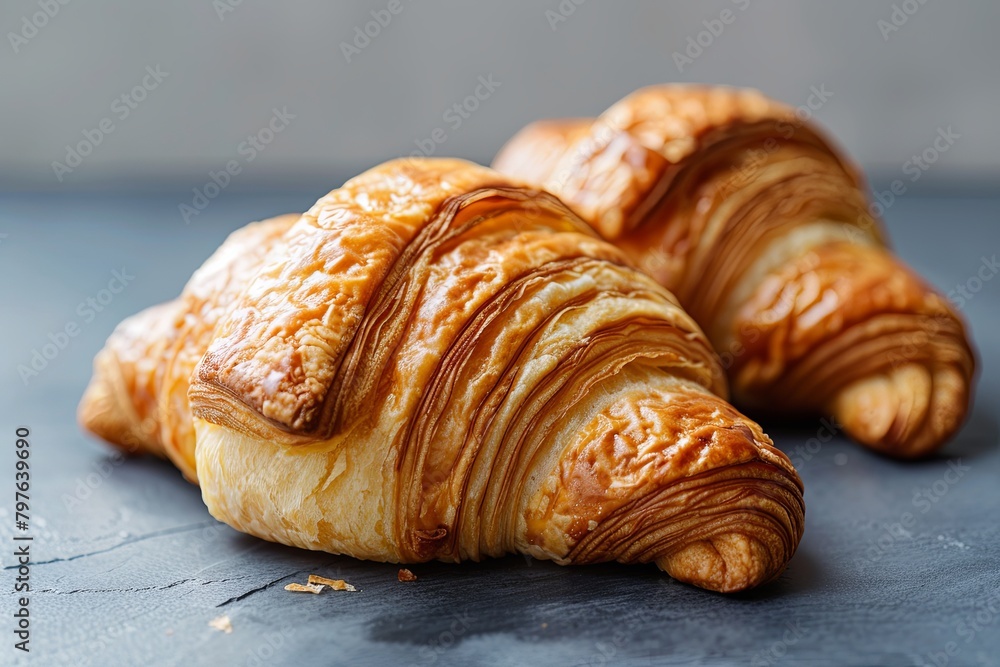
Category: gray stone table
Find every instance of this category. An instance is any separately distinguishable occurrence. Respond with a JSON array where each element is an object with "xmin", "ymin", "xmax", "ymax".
[{"xmin": 1, "ymin": 188, "xmax": 998, "ymax": 666}]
